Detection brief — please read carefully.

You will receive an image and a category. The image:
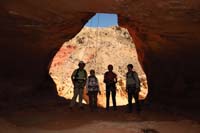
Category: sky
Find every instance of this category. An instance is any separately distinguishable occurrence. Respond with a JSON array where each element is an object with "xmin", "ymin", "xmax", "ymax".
[{"xmin": 85, "ymin": 13, "xmax": 118, "ymax": 27}]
